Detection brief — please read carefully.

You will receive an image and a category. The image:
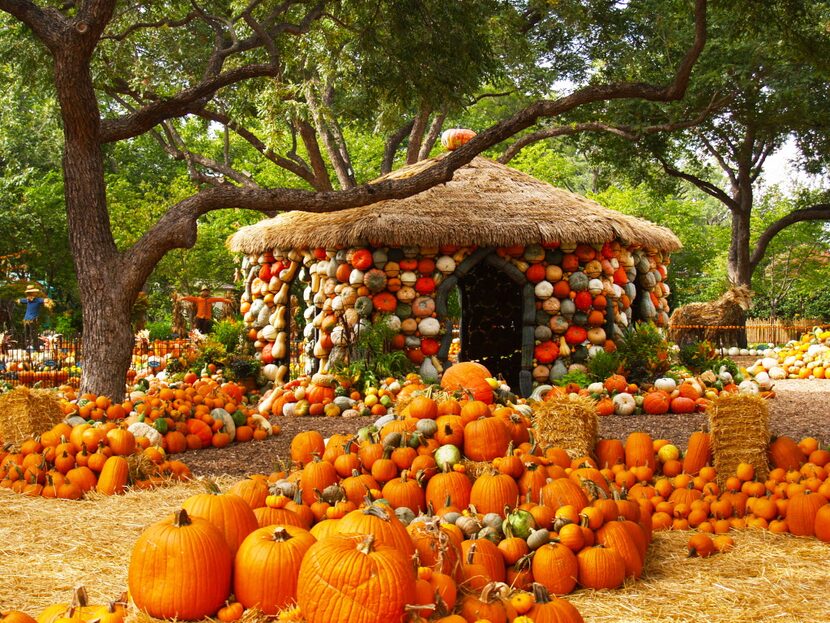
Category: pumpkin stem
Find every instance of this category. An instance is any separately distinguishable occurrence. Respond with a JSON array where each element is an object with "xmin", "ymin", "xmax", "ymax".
[
  {"xmin": 271, "ymin": 526, "xmax": 292, "ymax": 541},
  {"xmin": 356, "ymin": 533, "xmax": 376, "ymax": 555},
  {"xmin": 201, "ymin": 479, "xmax": 222, "ymax": 495},
  {"xmin": 172, "ymin": 508, "xmax": 192, "ymax": 528},
  {"xmin": 362, "ymin": 502, "xmax": 391, "ymax": 521},
  {"xmin": 71, "ymin": 585, "xmax": 89, "ymax": 608},
  {"xmin": 465, "ymin": 542, "xmax": 477, "ymax": 564},
  {"xmin": 531, "ymin": 582, "xmax": 553, "ymax": 604}
]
